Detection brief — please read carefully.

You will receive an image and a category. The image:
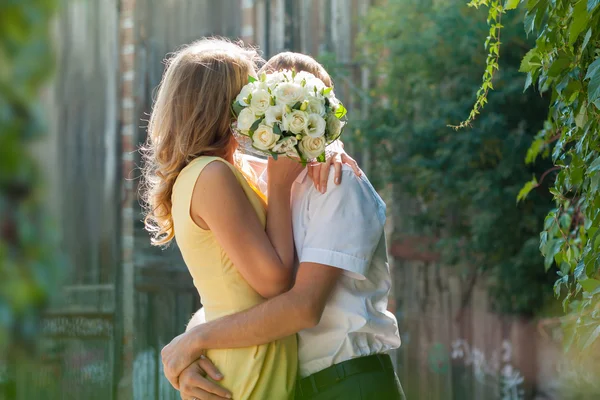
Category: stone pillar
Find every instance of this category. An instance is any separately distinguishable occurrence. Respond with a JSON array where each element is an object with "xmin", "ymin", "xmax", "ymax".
[
  {"xmin": 241, "ymin": 0, "xmax": 255, "ymax": 45},
  {"xmin": 118, "ymin": 0, "xmax": 136, "ymax": 397},
  {"xmin": 253, "ymin": 0, "xmax": 267, "ymax": 53},
  {"xmin": 269, "ymin": 0, "xmax": 285, "ymax": 56}
]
